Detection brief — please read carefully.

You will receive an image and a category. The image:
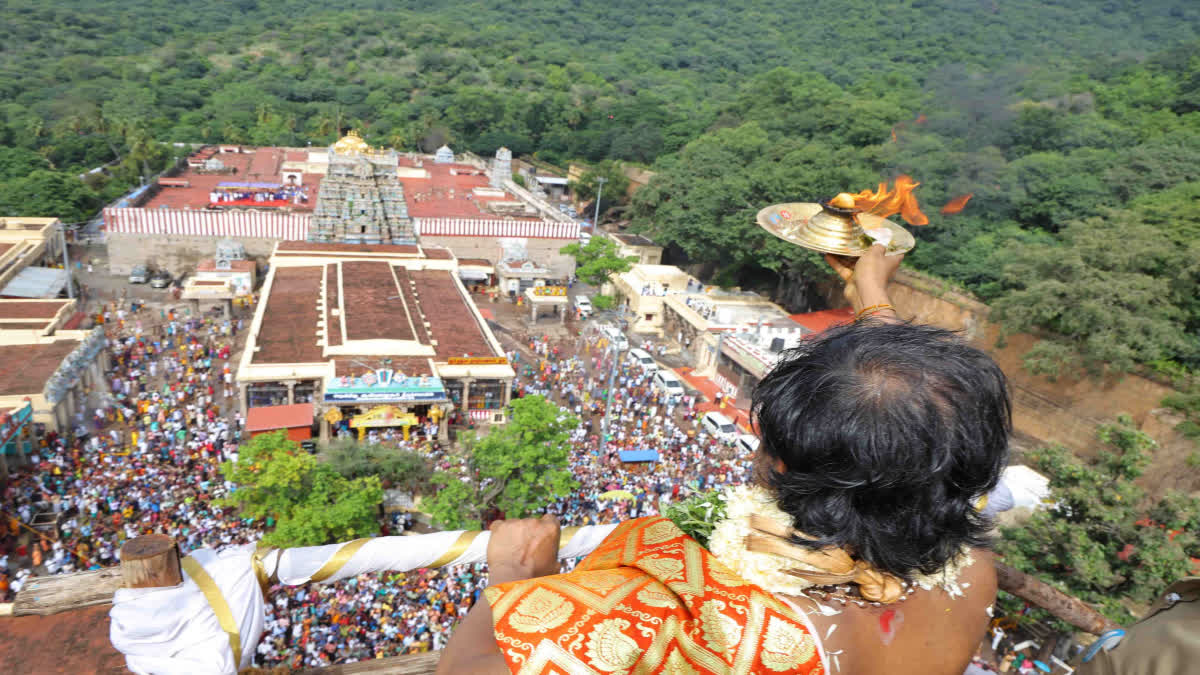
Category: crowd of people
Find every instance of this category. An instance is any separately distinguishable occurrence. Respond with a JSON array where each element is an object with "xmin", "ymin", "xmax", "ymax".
[{"xmin": 0, "ymin": 294, "xmax": 753, "ymax": 668}]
